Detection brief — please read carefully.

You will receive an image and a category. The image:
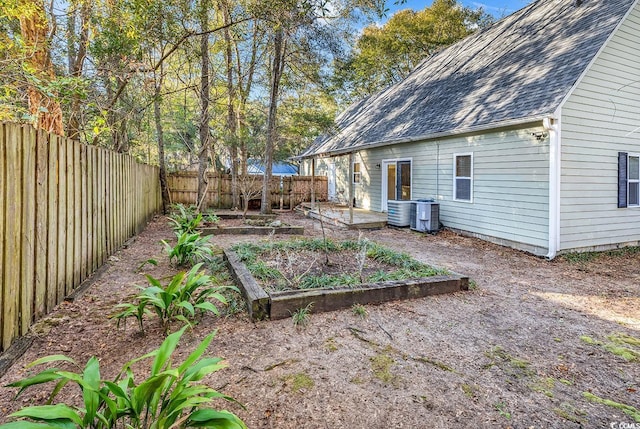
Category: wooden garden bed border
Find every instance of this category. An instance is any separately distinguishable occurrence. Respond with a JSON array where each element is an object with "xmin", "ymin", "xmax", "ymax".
[
  {"xmin": 200, "ymin": 226, "xmax": 304, "ymax": 236},
  {"xmin": 223, "ymin": 249, "xmax": 469, "ymax": 321}
]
